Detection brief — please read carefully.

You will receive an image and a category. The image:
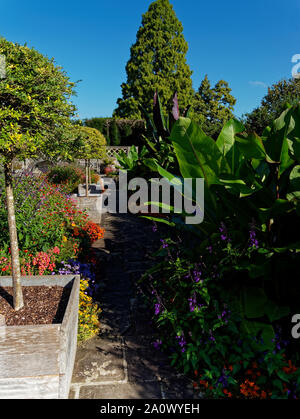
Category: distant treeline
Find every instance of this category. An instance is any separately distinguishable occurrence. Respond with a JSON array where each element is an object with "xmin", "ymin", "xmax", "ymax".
[{"xmin": 81, "ymin": 118, "xmax": 146, "ymax": 146}]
